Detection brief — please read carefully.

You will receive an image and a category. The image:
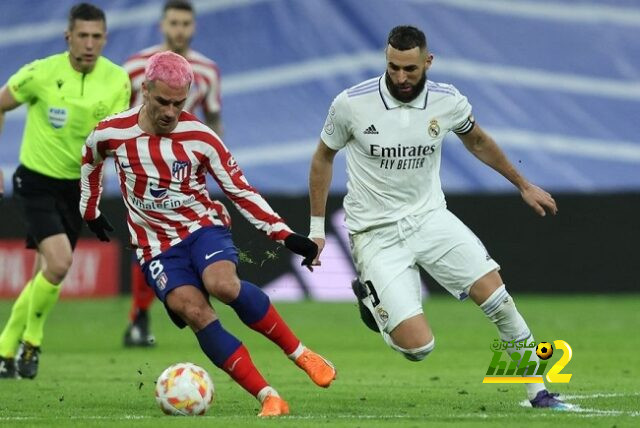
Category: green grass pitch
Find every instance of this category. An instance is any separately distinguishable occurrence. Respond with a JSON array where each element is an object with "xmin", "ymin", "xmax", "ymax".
[{"xmin": 0, "ymin": 294, "xmax": 638, "ymax": 427}]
